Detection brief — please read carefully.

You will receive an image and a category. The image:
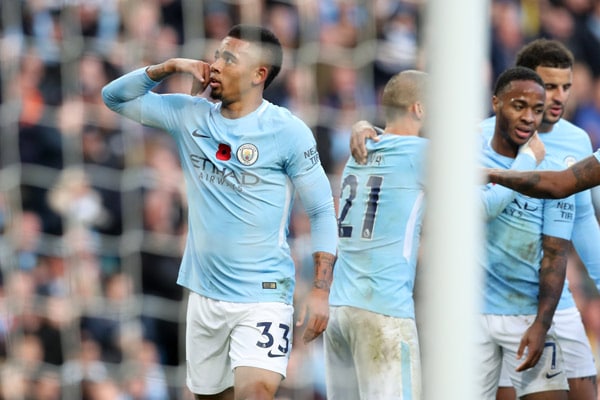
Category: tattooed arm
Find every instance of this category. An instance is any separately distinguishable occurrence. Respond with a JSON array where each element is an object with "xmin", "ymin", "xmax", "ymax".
[
  {"xmin": 488, "ymin": 155, "xmax": 600, "ymax": 199},
  {"xmin": 297, "ymin": 252, "xmax": 336, "ymax": 344},
  {"xmin": 516, "ymin": 234, "xmax": 570, "ymax": 371},
  {"xmin": 290, "ymin": 150, "xmax": 337, "ymax": 344}
]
